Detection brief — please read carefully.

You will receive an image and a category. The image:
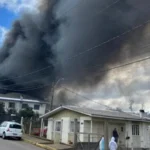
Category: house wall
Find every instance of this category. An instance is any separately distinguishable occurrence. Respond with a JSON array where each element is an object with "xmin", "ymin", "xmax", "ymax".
[
  {"xmin": 91, "ymin": 120, "xmax": 104, "ymax": 142},
  {"xmin": 125, "ymin": 121, "xmax": 150, "ymax": 149},
  {"xmin": 1, "ymin": 100, "xmax": 46, "ymax": 115},
  {"xmin": 46, "ymin": 109, "xmax": 150, "ymax": 149},
  {"xmin": 47, "ymin": 109, "xmax": 91, "ymax": 144}
]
